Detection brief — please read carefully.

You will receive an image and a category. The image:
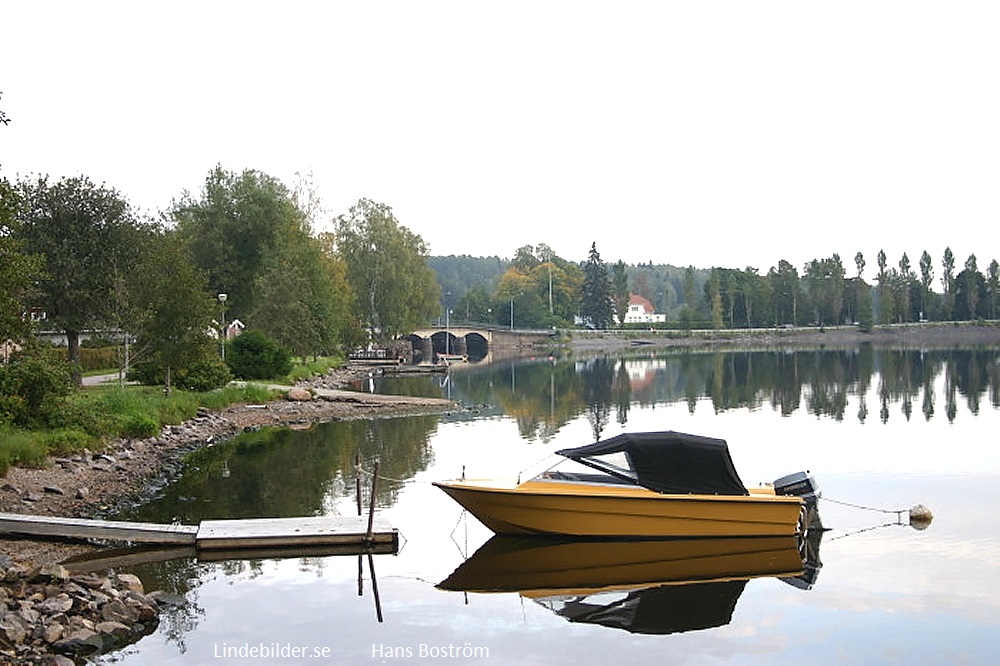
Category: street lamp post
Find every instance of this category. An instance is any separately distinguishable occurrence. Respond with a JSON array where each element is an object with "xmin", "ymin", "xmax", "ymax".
[
  {"xmin": 218, "ymin": 293, "xmax": 228, "ymax": 360},
  {"xmin": 444, "ymin": 291, "xmax": 451, "ymax": 355}
]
